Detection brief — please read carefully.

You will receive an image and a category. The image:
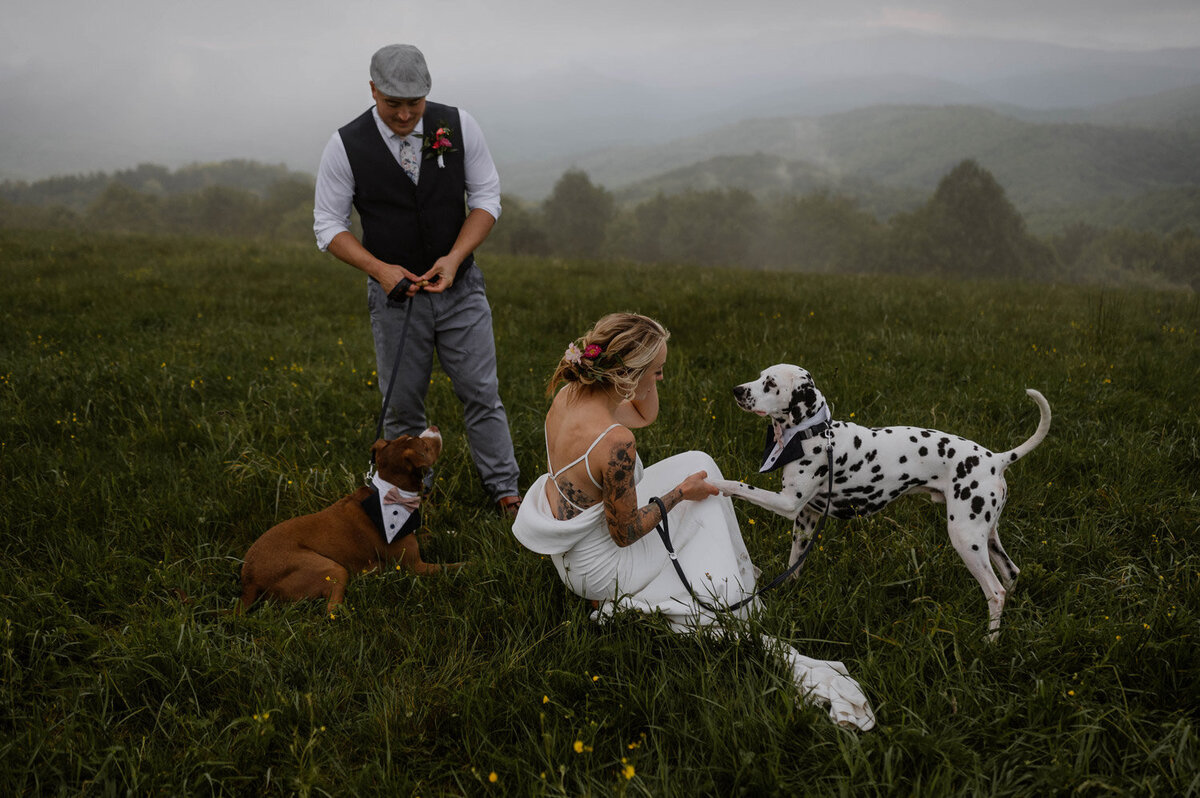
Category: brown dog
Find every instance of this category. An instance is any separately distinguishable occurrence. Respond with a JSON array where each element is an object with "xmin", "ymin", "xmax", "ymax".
[{"xmin": 239, "ymin": 427, "xmax": 461, "ymax": 613}]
